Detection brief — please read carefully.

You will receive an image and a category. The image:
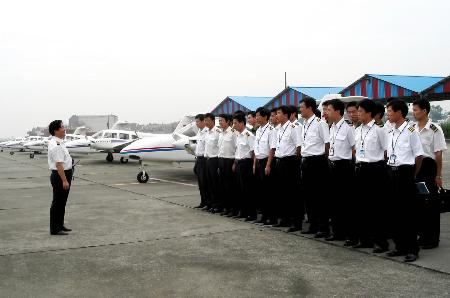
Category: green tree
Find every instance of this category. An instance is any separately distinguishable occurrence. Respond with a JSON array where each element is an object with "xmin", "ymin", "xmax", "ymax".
[{"xmin": 429, "ymin": 105, "xmax": 445, "ymax": 121}]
